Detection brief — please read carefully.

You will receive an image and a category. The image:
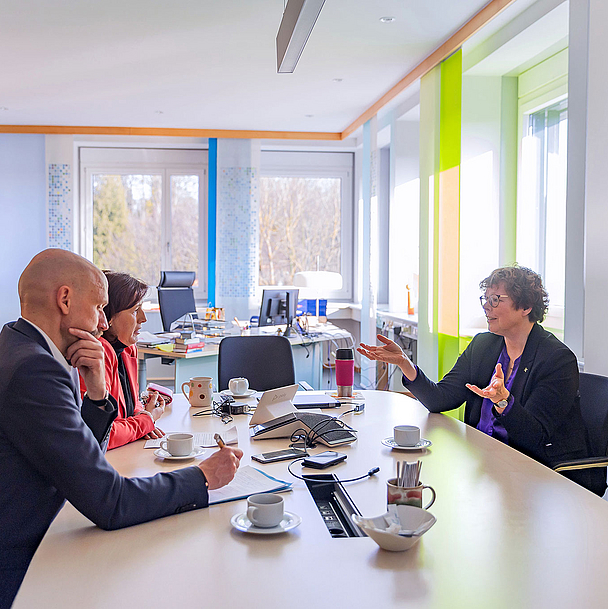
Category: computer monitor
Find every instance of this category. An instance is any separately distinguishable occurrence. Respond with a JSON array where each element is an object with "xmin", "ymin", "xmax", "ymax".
[{"xmin": 258, "ymin": 288, "xmax": 299, "ymax": 334}]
